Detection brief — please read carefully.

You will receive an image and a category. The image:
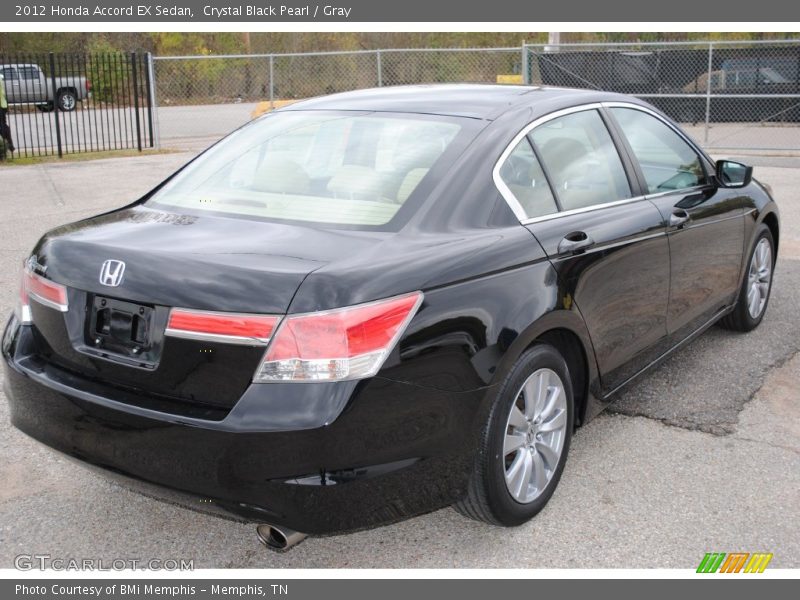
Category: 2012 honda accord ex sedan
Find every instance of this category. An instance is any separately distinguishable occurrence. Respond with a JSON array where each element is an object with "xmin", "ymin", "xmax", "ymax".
[{"xmin": 2, "ymin": 85, "xmax": 780, "ymax": 551}]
